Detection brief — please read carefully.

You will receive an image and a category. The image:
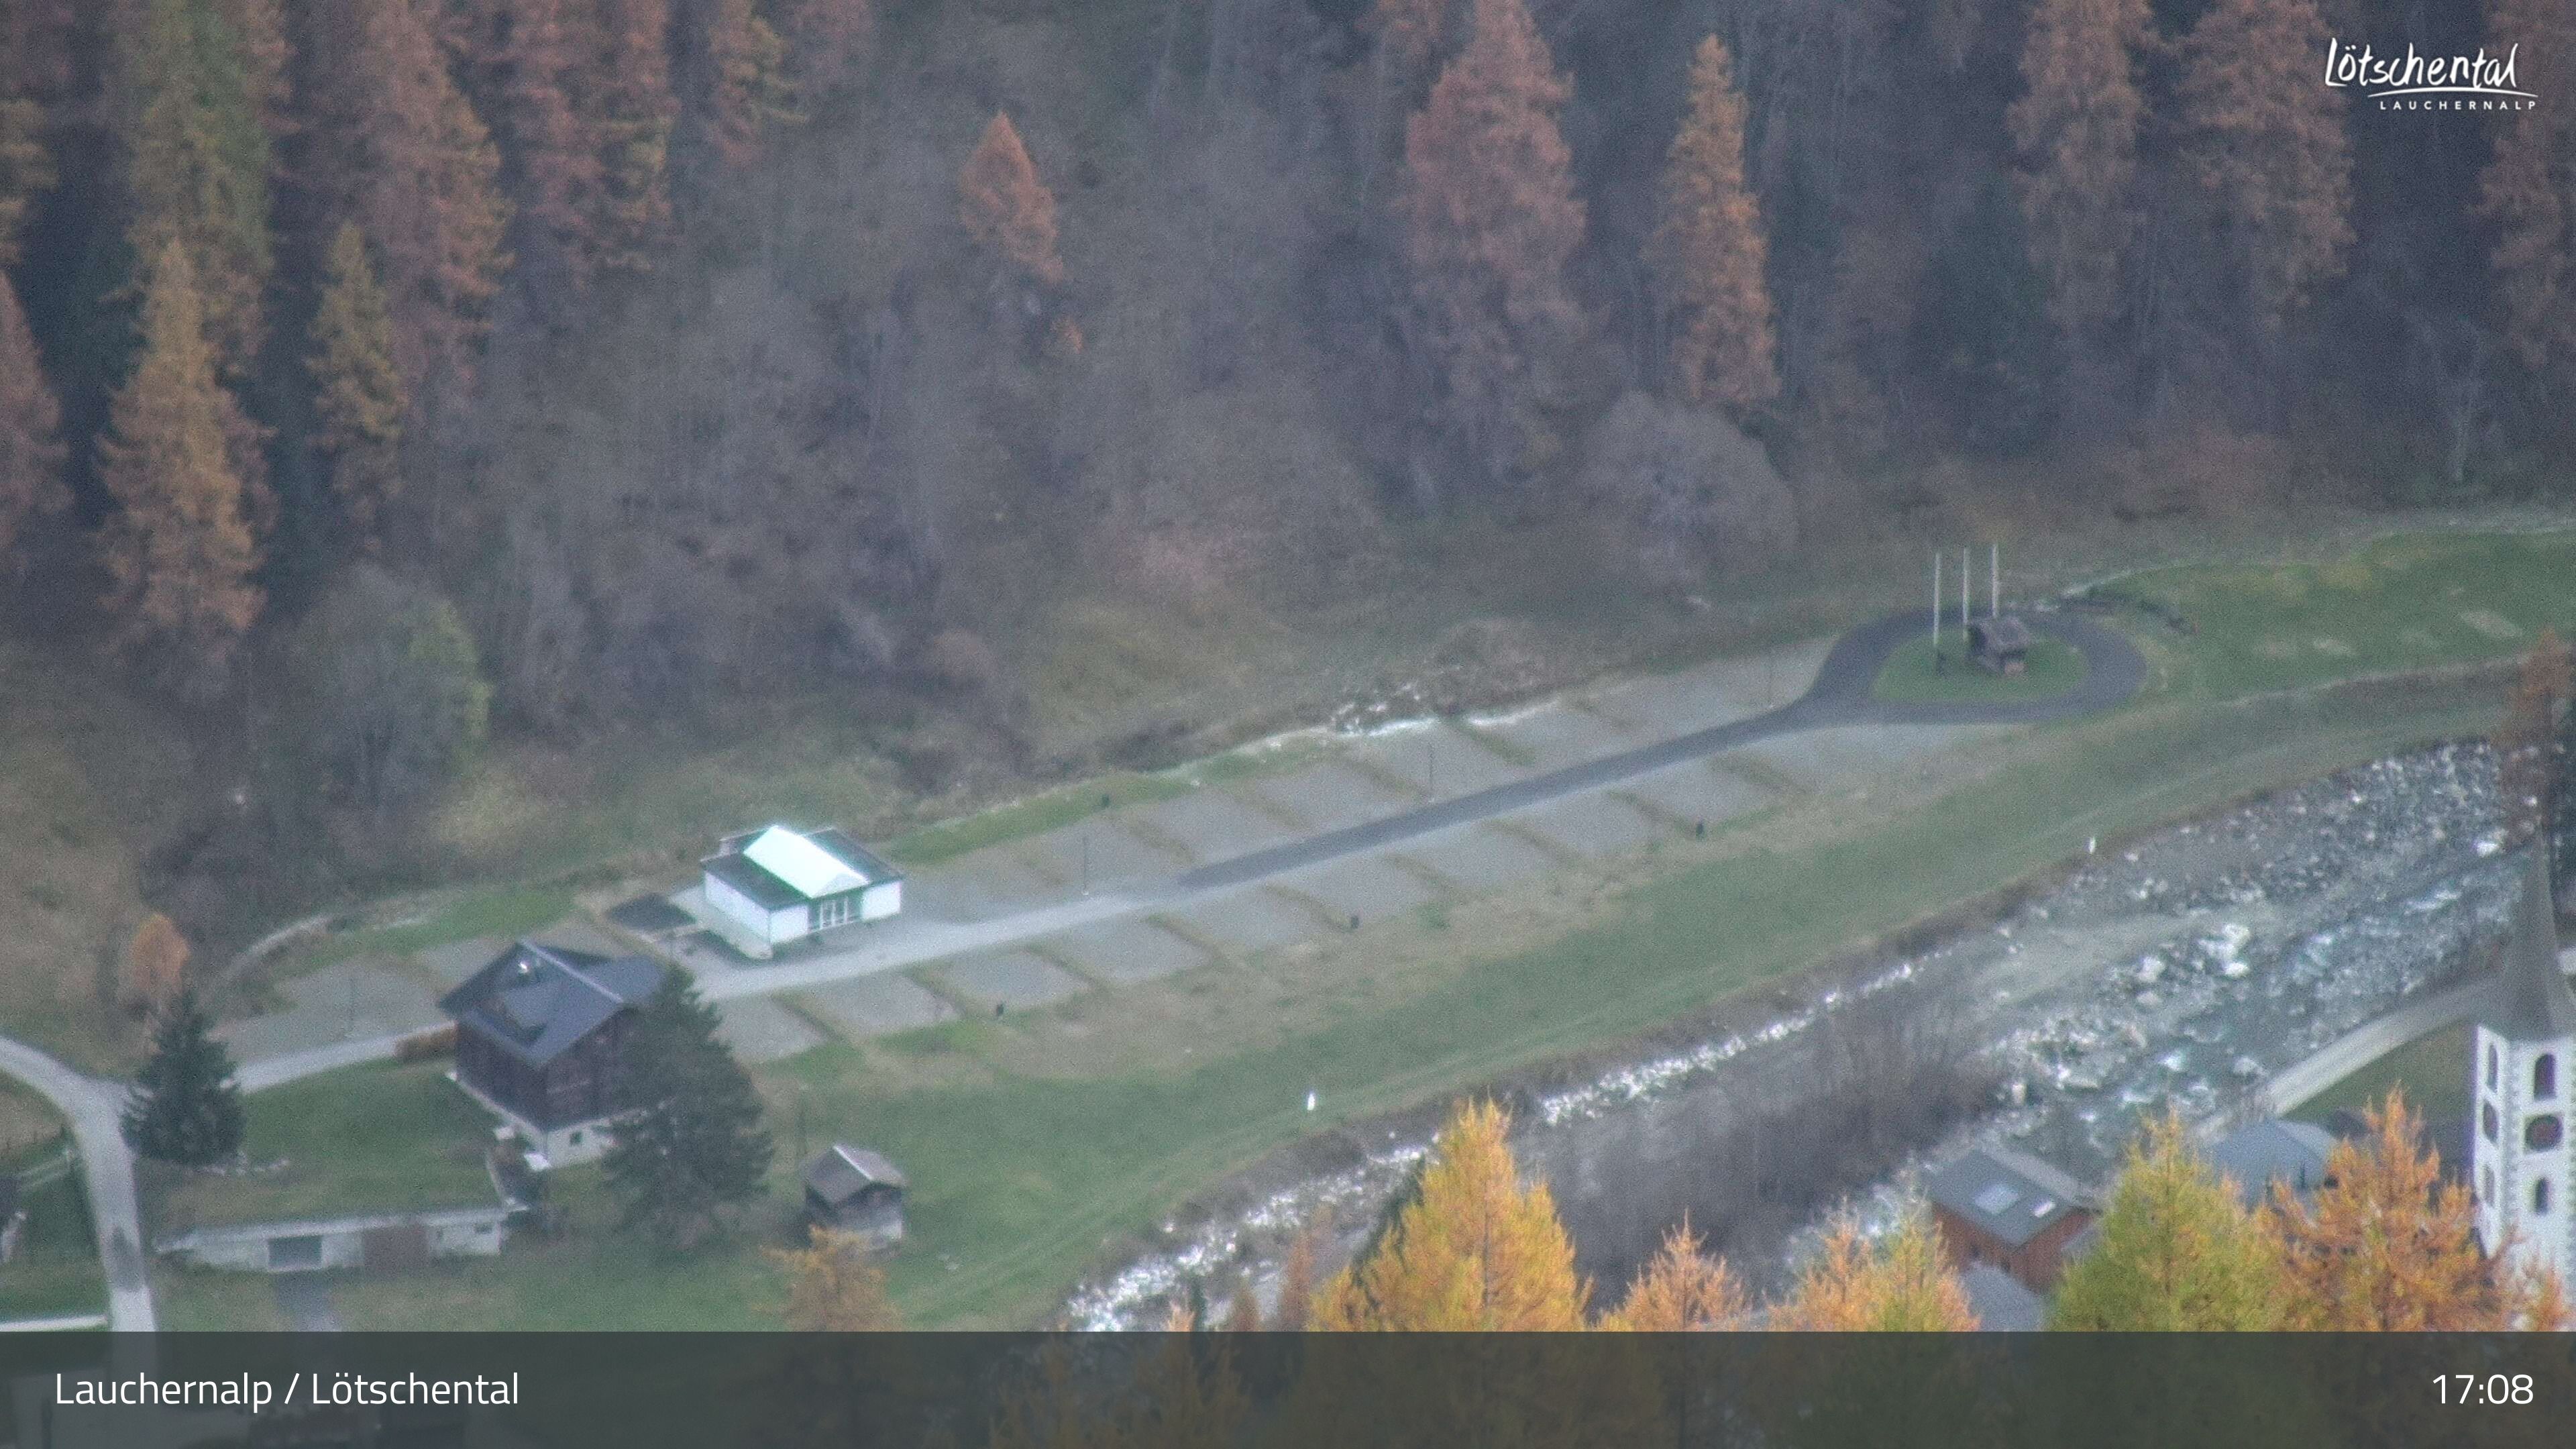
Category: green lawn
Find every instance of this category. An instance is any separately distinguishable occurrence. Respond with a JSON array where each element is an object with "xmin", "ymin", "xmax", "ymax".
[
  {"xmin": 0, "ymin": 1145, "xmax": 105, "ymax": 1322},
  {"xmin": 297, "ymin": 666, "xmax": 2499, "ymax": 1330},
  {"xmin": 144, "ymin": 1061, "xmax": 496, "ymax": 1234},
  {"xmin": 883, "ymin": 739, "xmax": 1322, "ymax": 868},
  {"xmin": 1873, "ymin": 633, "xmax": 2089, "ymax": 703},
  {"xmin": 2292, "ymin": 1020, "xmax": 2473, "ymax": 1138},
  {"xmin": 2114, "ymin": 531, "xmax": 2576, "ymax": 700},
  {"xmin": 289, "ymin": 885, "xmax": 576, "ymax": 976}
]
